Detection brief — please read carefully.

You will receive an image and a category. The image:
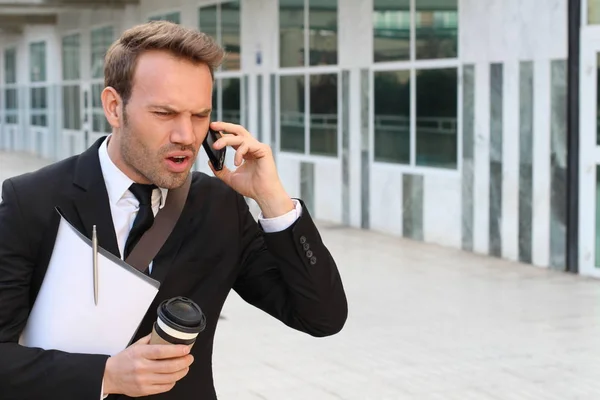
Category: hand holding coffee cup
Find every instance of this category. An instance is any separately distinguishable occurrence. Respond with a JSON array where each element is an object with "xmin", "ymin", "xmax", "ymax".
[
  {"xmin": 150, "ymin": 296, "xmax": 206, "ymax": 347},
  {"xmin": 102, "ymin": 333, "xmax": 194, "ymax": 397}
]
